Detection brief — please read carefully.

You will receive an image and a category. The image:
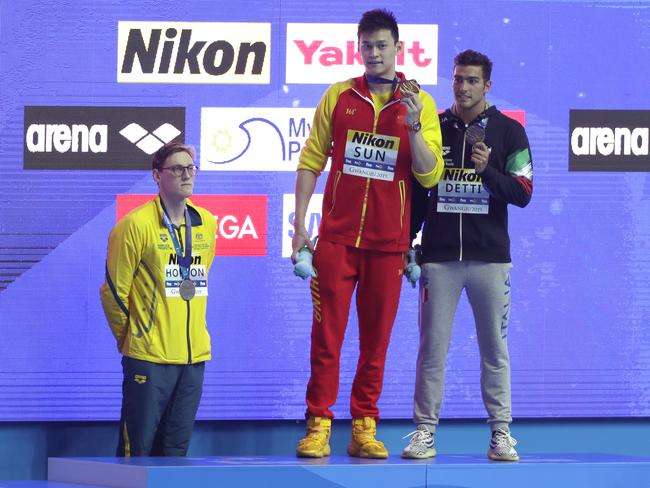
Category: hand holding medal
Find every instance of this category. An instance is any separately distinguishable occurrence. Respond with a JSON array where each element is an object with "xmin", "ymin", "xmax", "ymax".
[
  {"xmin": 399, "ymin": 79, "xmax": 422, "ymax": 132},
  {"xmin": 466, "ymin": 125, "xmax": 491, "ymax": 174}
]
